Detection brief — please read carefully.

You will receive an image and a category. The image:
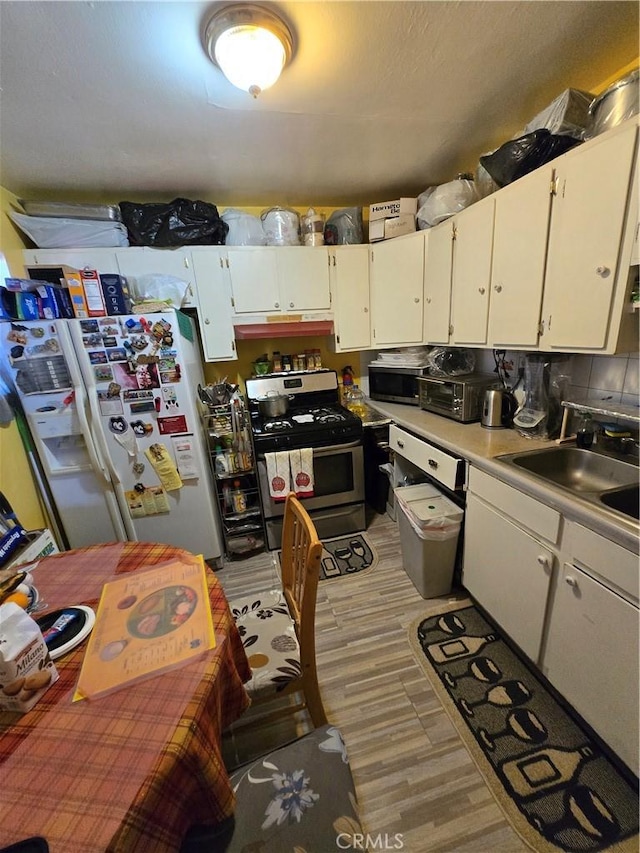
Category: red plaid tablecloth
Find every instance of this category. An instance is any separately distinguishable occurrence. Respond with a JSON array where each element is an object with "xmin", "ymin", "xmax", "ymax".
[{"xmin": 0, "ymin": 542, "xmax": 251, "ymax": 852}]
